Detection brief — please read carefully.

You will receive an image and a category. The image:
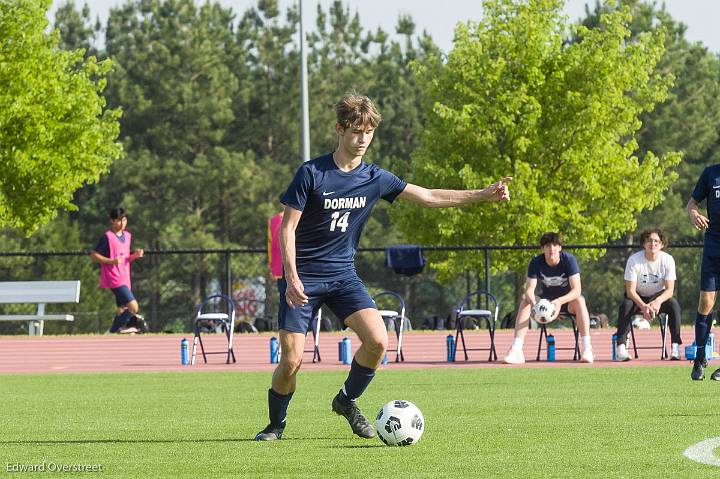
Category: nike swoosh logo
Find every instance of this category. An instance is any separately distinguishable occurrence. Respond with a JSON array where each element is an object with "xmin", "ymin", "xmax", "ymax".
[
  {"xmin": 322, "ymin": 191, "xmax": 335, "ymax": 196},
  {"xmin": 713, "ymin": 185, "xmax": 720, "ymax": 189}
]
